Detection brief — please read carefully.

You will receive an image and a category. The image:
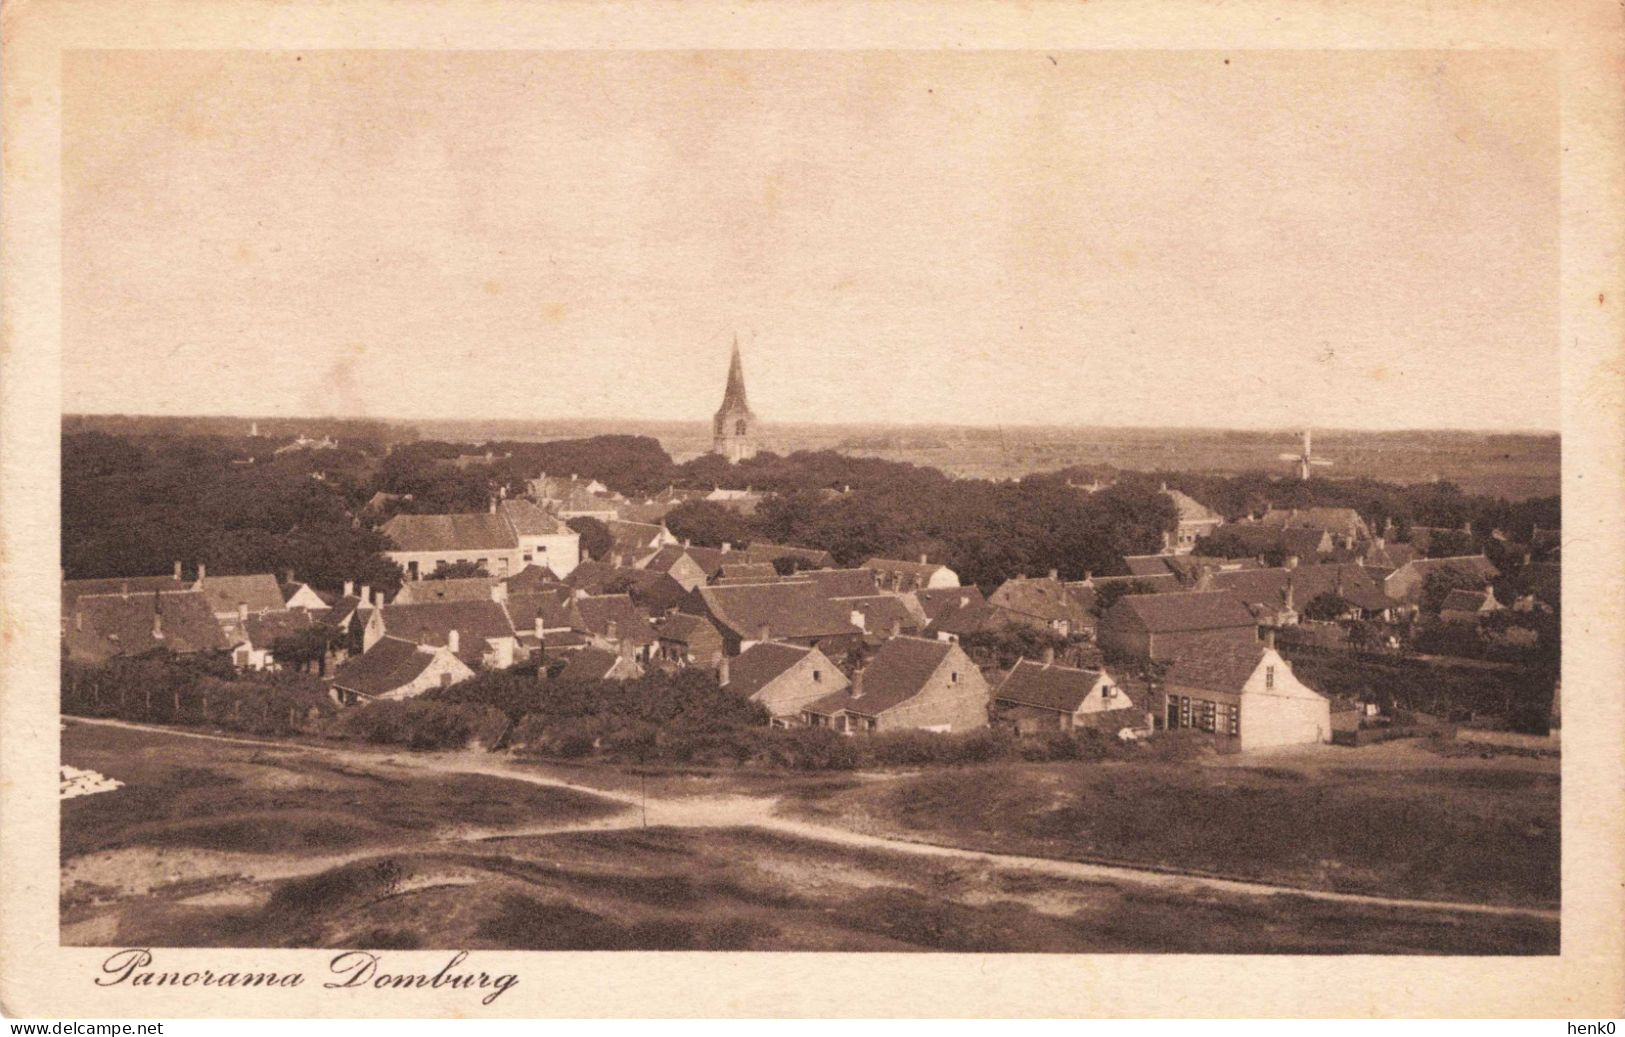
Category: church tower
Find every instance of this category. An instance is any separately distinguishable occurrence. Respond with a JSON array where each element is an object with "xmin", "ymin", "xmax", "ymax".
[{"xmin": 712, "ymin": 338, "xmax": 758, "ymax": 463}]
